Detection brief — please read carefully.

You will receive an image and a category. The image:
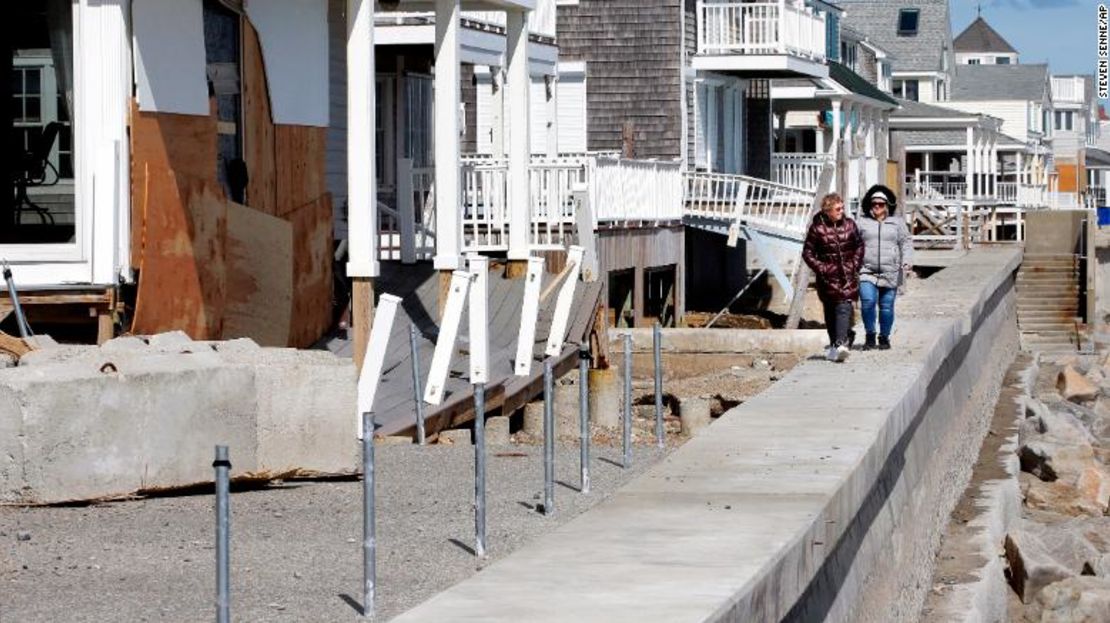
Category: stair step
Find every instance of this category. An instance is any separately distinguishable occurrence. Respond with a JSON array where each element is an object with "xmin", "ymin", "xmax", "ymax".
[{"xmin": 1017, "ymin": 303, "xmax": 1079, "ymax": 311}]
